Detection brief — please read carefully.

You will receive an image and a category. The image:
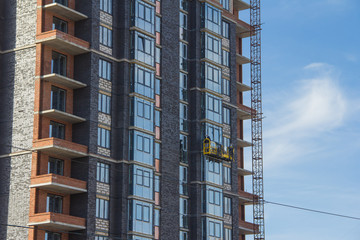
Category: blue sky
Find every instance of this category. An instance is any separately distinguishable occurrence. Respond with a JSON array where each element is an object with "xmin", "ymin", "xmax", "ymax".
[{"xmin": 242, "ymin": 0, "xmax": 360, "ymax": 239}]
